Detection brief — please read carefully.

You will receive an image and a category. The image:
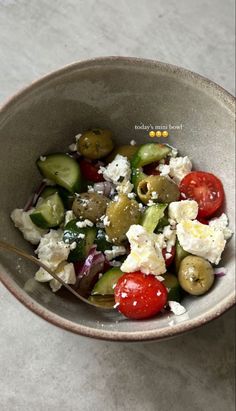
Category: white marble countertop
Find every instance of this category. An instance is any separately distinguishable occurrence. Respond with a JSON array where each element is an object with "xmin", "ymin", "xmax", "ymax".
[{"xmin": 0, "ymin": 1, "xmax": 235, "ymax": 410}]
